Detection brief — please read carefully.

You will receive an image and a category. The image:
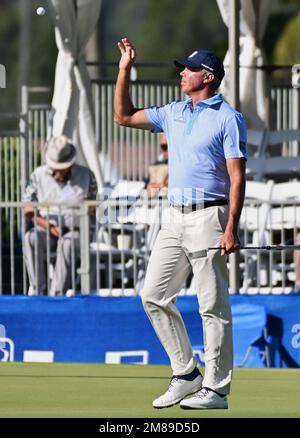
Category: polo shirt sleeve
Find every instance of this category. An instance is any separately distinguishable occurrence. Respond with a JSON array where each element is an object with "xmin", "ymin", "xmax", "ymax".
[
  {"xmin": 223, "ymin": 113, "xmax": 248, "ymax": 160},
  {"xmin": 144, "ymin": 105, "xmax": 167, "ymax": 133}
]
